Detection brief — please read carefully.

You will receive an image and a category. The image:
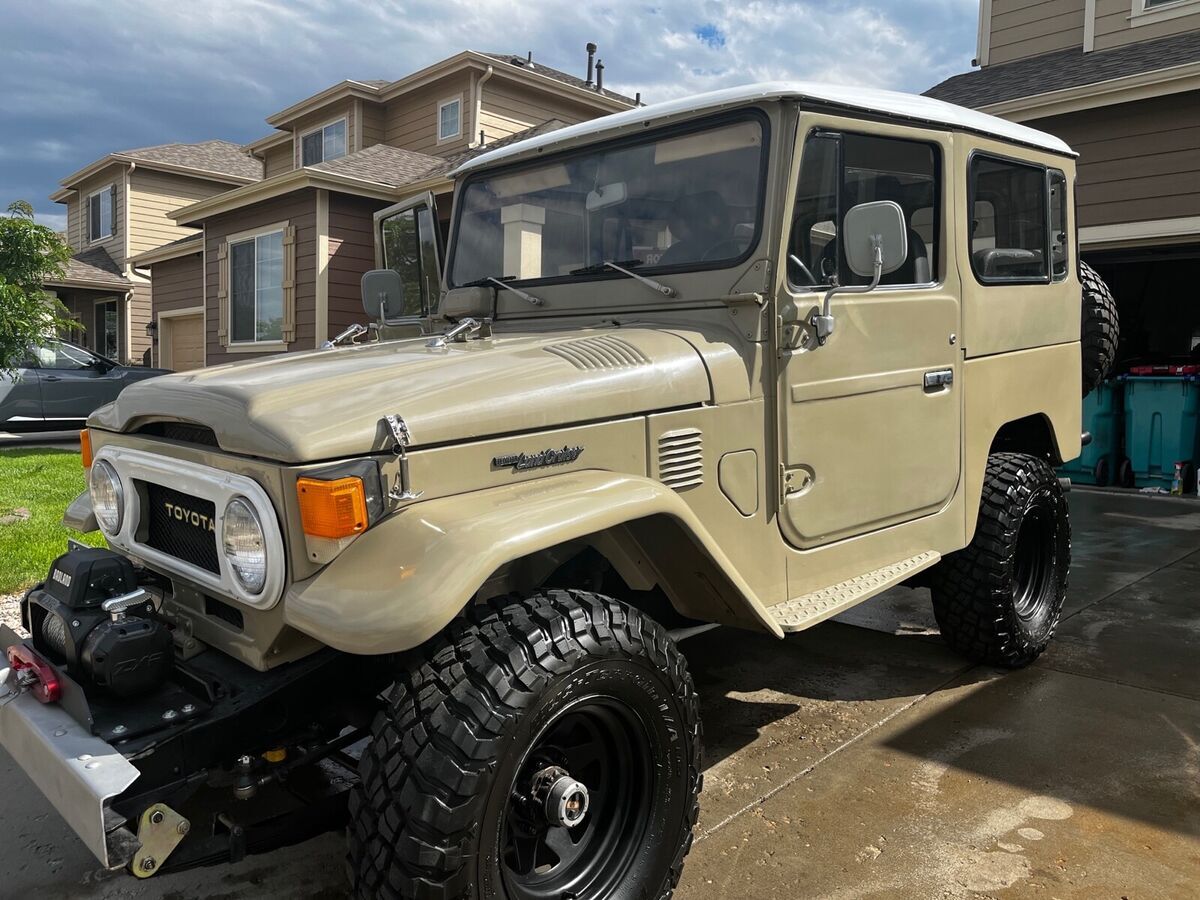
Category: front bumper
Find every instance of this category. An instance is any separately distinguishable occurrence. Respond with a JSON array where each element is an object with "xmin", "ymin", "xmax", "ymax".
[{"xmin": 0, "ymin": 625, "xmax": 140, "ymax": 868}]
